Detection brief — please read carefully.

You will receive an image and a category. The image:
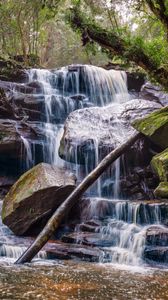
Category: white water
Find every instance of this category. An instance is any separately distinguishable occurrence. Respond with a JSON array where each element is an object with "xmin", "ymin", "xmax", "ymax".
[{"xmin": 79, "ymin": 198, "xmax": 167, "ymax": 265}]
